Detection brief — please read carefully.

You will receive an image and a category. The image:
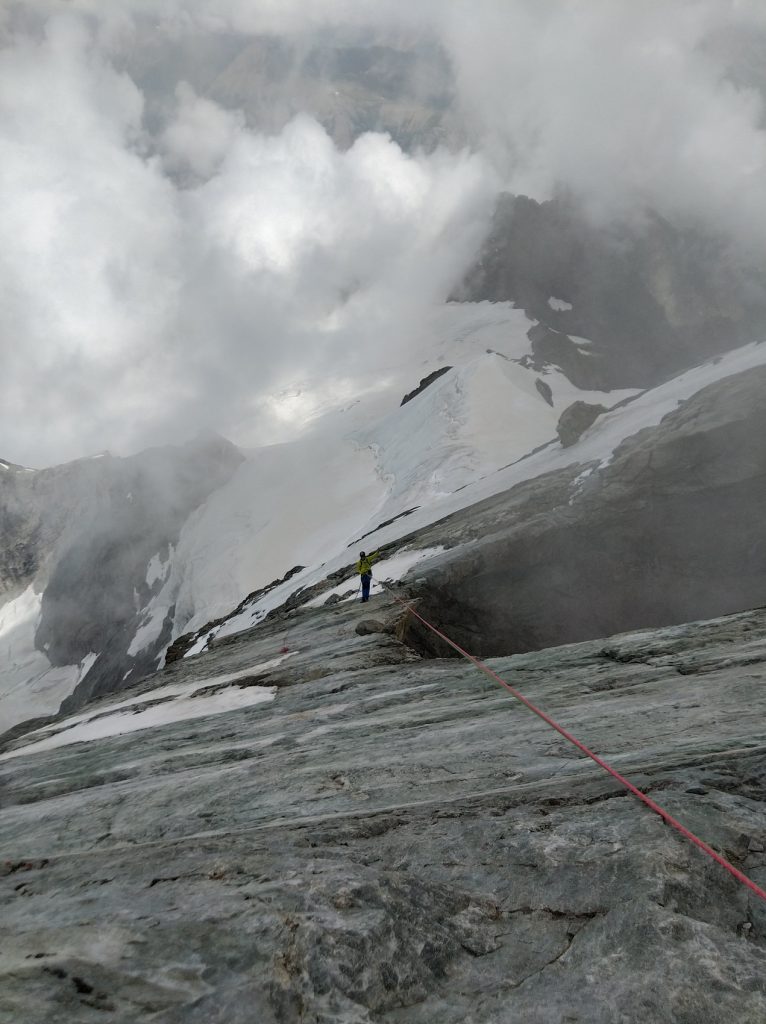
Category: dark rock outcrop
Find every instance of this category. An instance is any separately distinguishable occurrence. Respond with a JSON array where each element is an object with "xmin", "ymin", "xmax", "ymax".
[
  {"xmin": 556, "ymin": 401, "xmax": 608, "ymax": 447},
  {"xmin": 401, "ymin": 366, "xmax": 453, "ymax": 406},
  {"xmin": 163, "ymin": 564, "xmax": 307, "ymax": 668},
  {"xmin": 534, "ymin": 378, "xmax": 554, "ymax": 406},
  {"xmin": 527, "ymin": 324, "xmax": 607, "ymax": 391},
  {"xmin": 355, "ymin": 617, "xmax": 387, "ymax": 635}
]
